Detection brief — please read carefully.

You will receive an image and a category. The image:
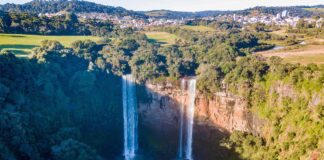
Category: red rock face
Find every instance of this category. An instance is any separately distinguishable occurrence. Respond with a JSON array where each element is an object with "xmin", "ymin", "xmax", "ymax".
[
  {"xmin": 139, "ymin": 83, "xmax": 263, "ymax": 135},
  {"xmin": 138, "ymin": 82, "xmax": 264, "ymax": 159},
  {"xmin": 195, "ymin": 94, "xmax": 263, "ymax": 135}
]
